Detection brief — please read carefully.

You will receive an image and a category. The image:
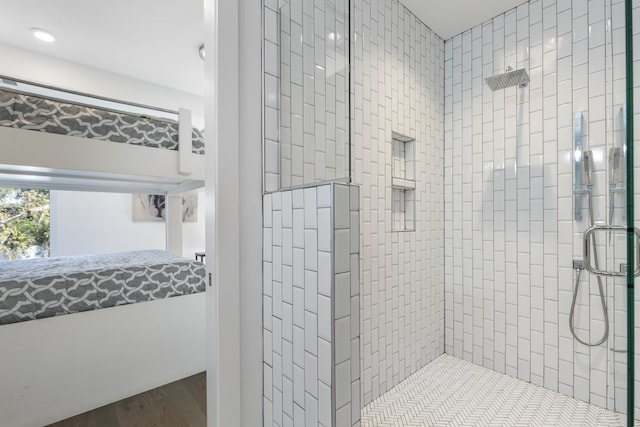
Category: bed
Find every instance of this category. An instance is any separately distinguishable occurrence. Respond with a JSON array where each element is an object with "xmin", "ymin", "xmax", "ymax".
[
  {"xmin": 0, "ymin": 250, "xmax": 206, "ymax": 325},
  {"xmin": 0, "ymin": 76, "xmax": 206, "ymax": 194},
  {"xmin": 0, "ymin": 77, "xmax": 208, "ymax": 426},
  {"xmin": 0, "ymin": 250, "xmax": 208, "ymax": 427},
  {"xmin": 0, "ymin": 88, "xmax": 205, "ymax": 154}
]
